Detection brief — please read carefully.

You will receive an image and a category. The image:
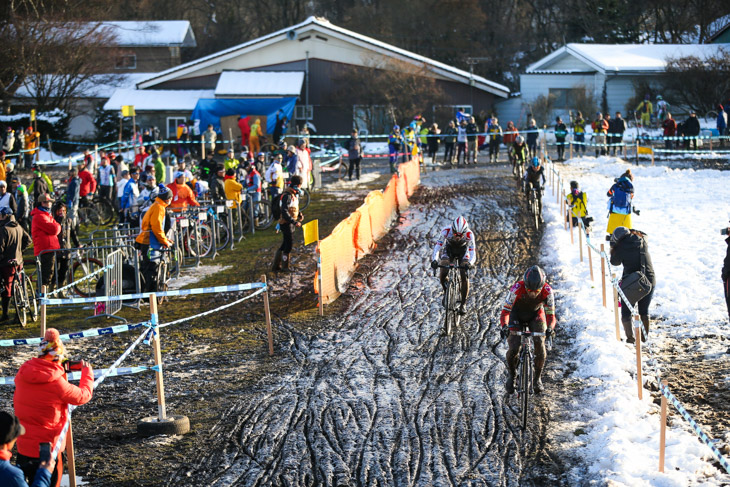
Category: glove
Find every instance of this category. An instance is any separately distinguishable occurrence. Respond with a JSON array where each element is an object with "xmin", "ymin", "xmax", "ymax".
[
  {"xmin": 430, "ymin": 260, "xmax": 438, "ymax": 270},
  {"xmin": 545, "ymin": 328, "xmax": 555, "ymax": 339},
  {"xmin": 463, "ymin": 261, "xmax": 473, "ymax": 270},
  {"xmin": 500, "ymin": 327, "xmax": 510, "ymax": 339},
  {"xmin": 633, "ymin": 208, "xmax": 641, "ymax": 216}
]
